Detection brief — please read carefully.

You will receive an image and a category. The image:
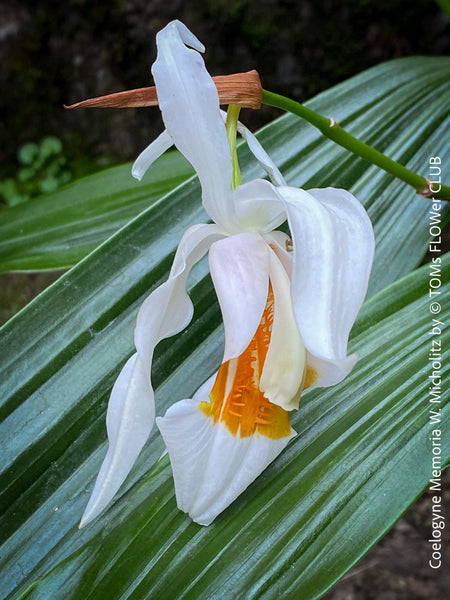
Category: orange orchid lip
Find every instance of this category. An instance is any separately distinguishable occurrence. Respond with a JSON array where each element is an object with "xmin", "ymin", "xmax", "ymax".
[
  {"xmin": 65, "ymin": 70, "xmax": 262, "ymax": 111},
  {"xmin": 199, "ymin": 284, "xmax": 317, "ymax": 440},
  {"xmin": 199, "ymin": 285, "xmax": 292, "ymax": 439}
]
